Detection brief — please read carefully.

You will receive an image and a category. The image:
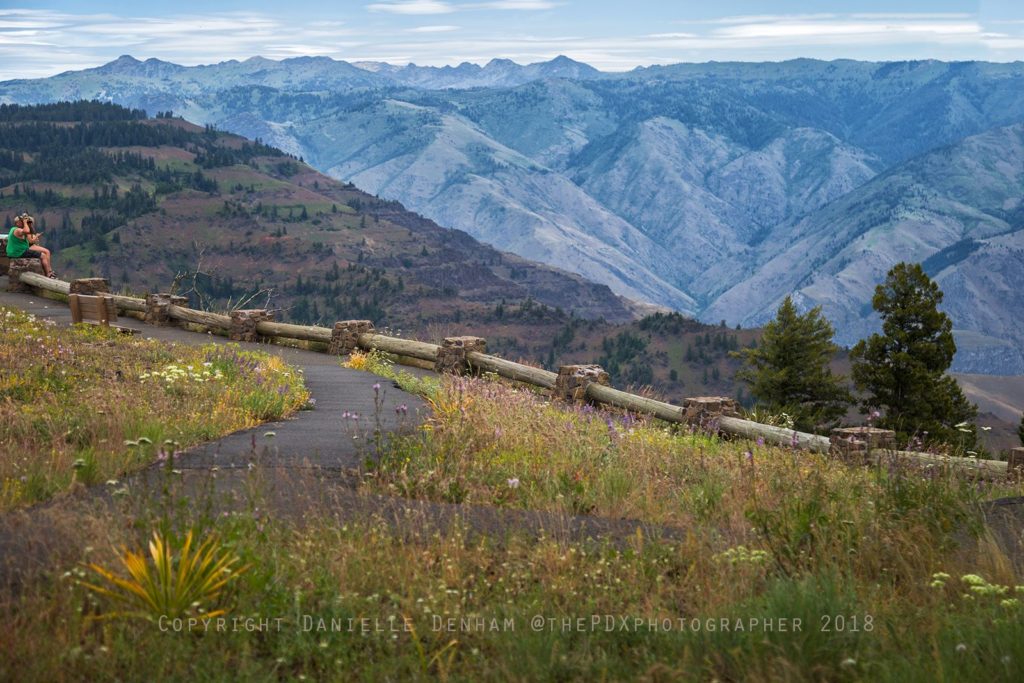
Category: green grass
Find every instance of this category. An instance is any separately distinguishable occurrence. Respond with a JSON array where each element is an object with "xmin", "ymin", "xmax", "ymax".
[
  {"xmin": 2, "ymin": 347, "xmax": 1023, "ymax": 680},
  {"xmin": 0, "ymin": 307, "xmax": 309, "ymax": 508},
  {"xmin": 3, "ymin": 499, "xmax": 1023, "ymax": 682}
]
